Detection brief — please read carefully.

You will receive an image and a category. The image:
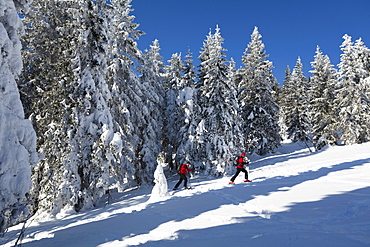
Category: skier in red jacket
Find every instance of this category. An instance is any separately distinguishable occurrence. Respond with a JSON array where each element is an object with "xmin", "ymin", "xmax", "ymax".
[
  {"xmin": 229, "ymin": 153, "xmax": 251, "ymax": 184},
  {"xmin": 173, "ymin": 163, "xmax": 194, "ymax": 190}
]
